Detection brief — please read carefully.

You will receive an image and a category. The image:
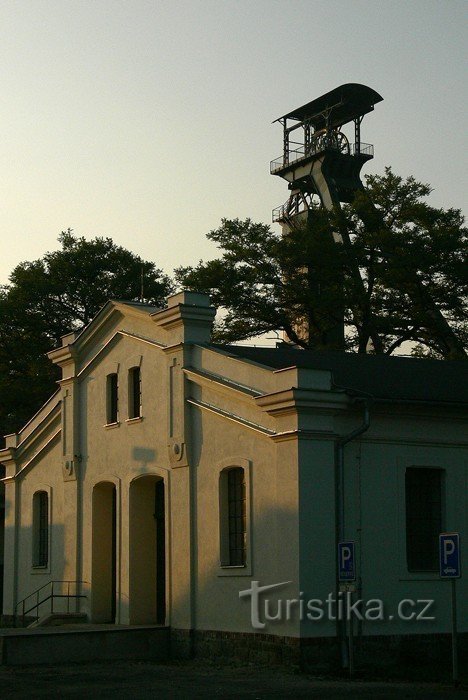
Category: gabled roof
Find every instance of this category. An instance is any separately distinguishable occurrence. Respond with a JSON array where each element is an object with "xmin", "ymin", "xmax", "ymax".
[
  {"xmin": 215, "ymin": 346, "xmax": 468, "ymax": 405},
  {"xmin": 46, "ymin": 300, "xmax": 164, "ymax": 364},
  {"xmin": 71, "ymin": 299, "xmax": 162, "ymax": 346}
]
